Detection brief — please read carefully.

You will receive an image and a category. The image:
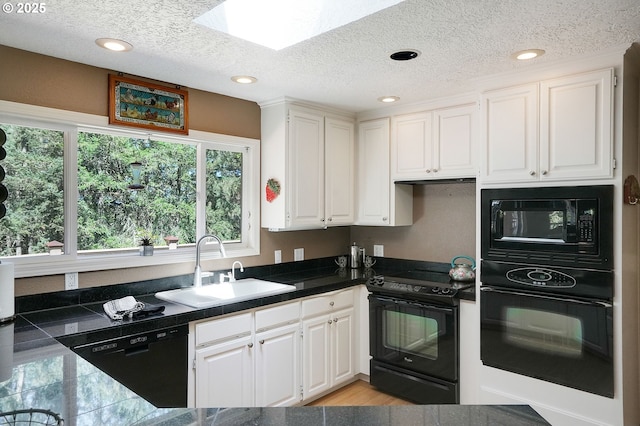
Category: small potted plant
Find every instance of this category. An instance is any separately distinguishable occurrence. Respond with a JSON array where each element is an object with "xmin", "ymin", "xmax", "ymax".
[{"xmin": 139, "ymin": 236, "xmax": 154, "ymax": 256}]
